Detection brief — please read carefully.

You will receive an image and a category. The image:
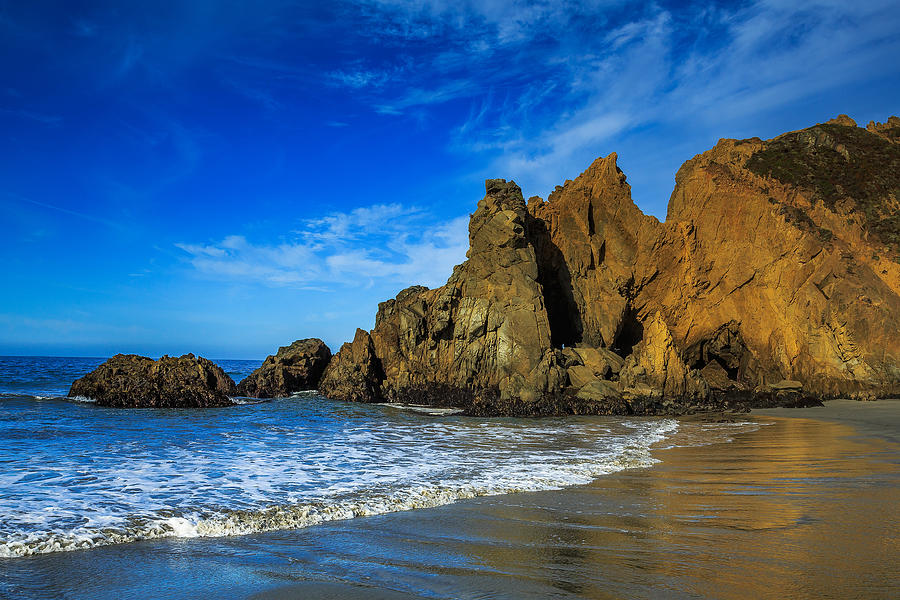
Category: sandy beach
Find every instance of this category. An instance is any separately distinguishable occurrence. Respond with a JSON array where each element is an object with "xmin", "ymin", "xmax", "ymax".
[
  {"xmin": 2, "ymin": 399, "xmax": 895, "ymax": 599},
  {"xmin": 753, "ymin": 398, "xmax": 900, "ymax": 443},
  {"xmin": 251, "ymin": 401, "xmax": 900, "ymax": 600}
]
